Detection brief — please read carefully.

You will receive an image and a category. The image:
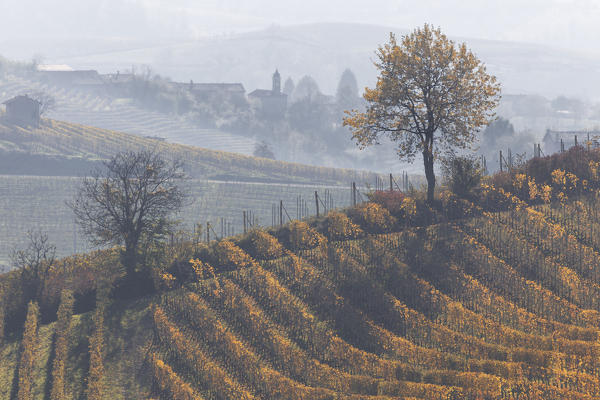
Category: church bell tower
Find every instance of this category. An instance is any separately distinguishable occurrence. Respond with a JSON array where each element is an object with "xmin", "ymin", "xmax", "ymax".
[{"xmin": 272, "ymin": 69, "xmax": 281, "ymax": 94}]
